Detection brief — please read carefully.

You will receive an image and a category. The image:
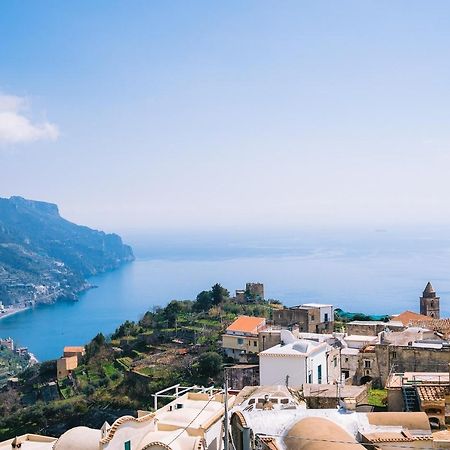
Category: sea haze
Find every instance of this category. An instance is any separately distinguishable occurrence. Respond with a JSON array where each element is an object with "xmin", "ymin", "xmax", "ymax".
[{"xmin": 1, "ymin": 227, "xmax": 450, "ymax": 361}]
